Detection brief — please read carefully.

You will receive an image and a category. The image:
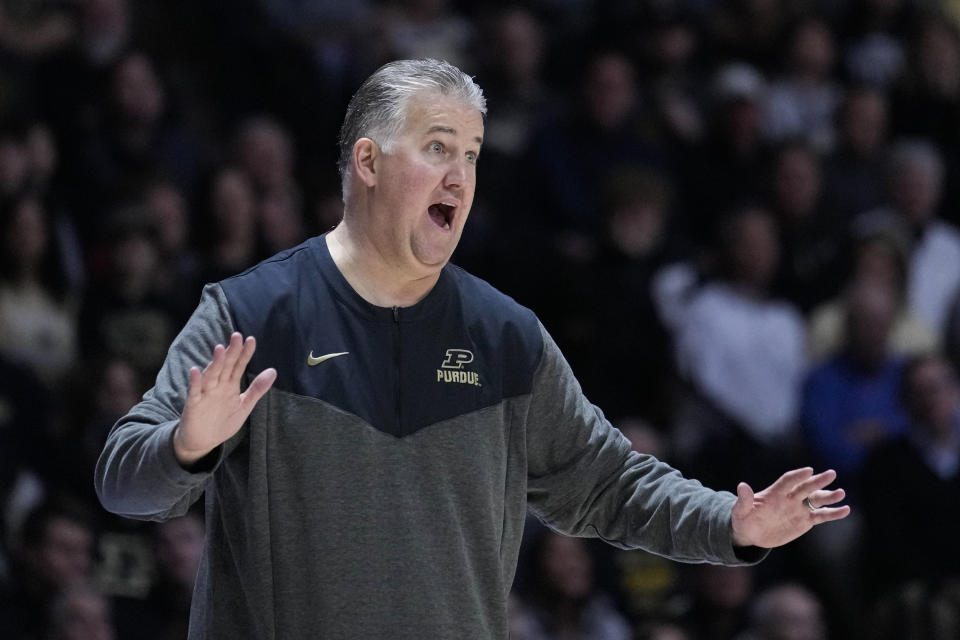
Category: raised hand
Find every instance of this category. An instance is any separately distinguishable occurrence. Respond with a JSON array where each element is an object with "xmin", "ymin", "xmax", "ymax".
[
  {"xmin": 730, "ymin": 467, "xmax": 850, "ymax": 549},
  {"xmin": 173, "ymin": 332, "xmax": 277, "ymax": 466}
]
